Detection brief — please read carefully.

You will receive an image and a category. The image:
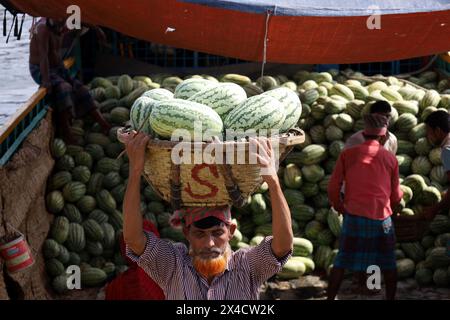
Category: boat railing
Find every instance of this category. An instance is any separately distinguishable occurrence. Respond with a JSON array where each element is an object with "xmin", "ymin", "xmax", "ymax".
[{"xmin": 0, "ymin": 57, "xmax": 77, "ymax": 167}]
